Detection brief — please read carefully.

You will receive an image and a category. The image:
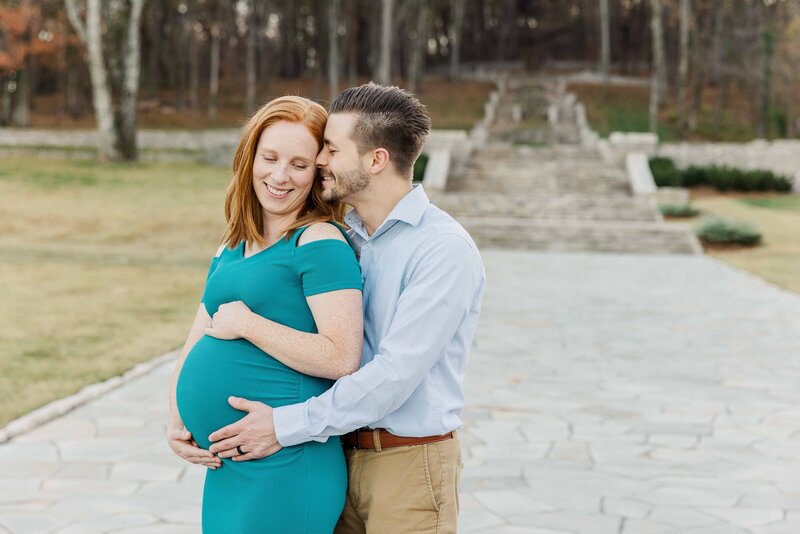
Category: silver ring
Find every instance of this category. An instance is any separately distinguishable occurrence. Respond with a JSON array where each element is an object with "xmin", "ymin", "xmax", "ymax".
[{"xmin": 236, "ymin": 445, "xmax": 246, "ymax": 455}]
